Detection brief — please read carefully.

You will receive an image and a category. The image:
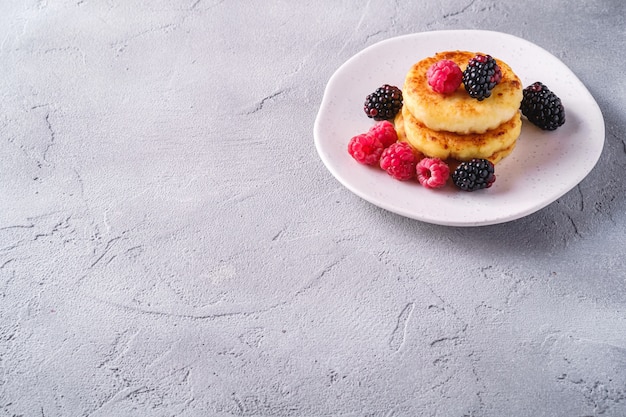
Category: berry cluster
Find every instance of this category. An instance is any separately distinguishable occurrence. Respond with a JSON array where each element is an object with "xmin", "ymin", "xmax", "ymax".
[
  {"xmin": 348, "ymin": 50, "xmax": 570, "ymax": 194},
  {"xmin": 425, "ymin": 55, "xmax": 566, "ymax": 132},
  {"xmin": 347, "ymin": 120, "xmax": 450, "ymax": 188},
  {"xmin": 351, "ymin": 82, "xmax": 506, "ymax": 191},
  {"xmin": 427, "ymin": 54, "xmax": 502, "ymax": 101}
]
